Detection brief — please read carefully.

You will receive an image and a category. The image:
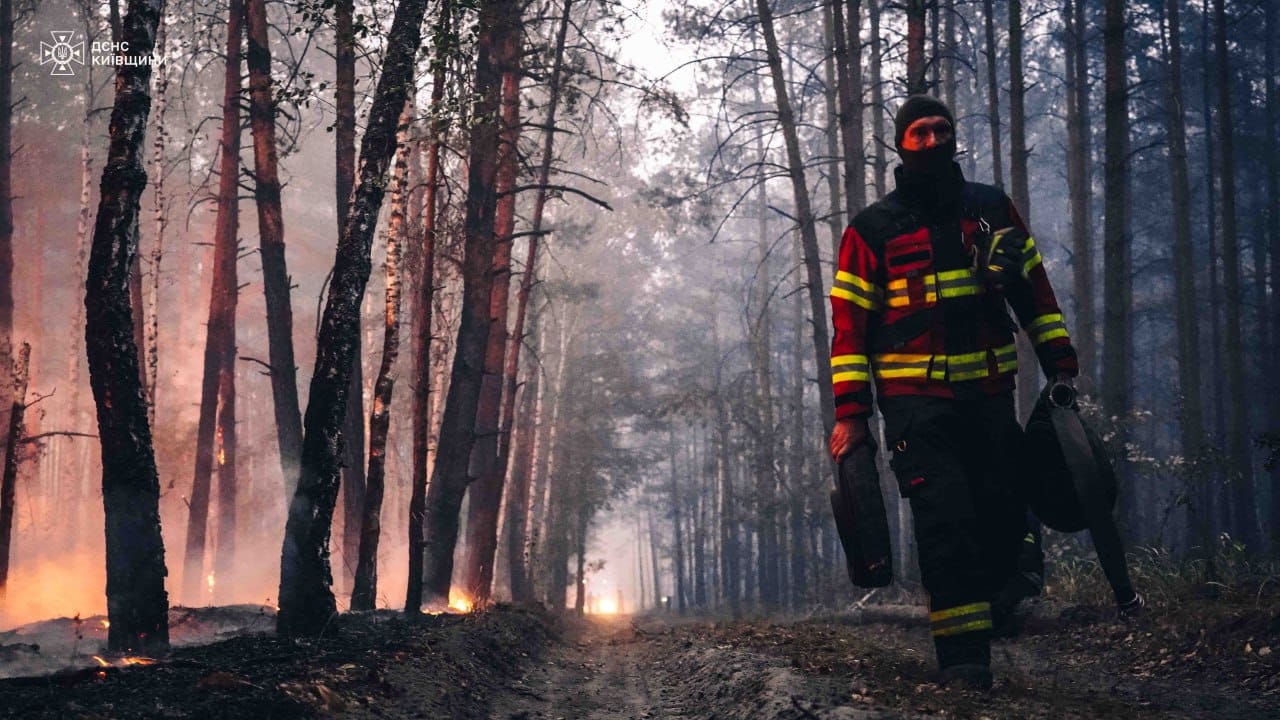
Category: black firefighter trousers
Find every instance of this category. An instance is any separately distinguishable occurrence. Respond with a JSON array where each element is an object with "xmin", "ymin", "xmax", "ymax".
[{"xmin": 879, "ymin": 391, "xmax": 1027, "ymax": 669}]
